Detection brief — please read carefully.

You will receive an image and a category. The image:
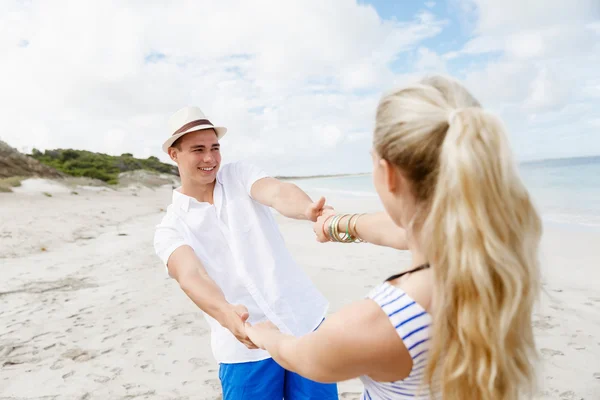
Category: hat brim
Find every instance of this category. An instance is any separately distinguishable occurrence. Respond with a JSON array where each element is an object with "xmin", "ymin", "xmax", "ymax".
[{"xmin": 162, "ymin": 125, "xmax": 227, "ymax": 153}]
